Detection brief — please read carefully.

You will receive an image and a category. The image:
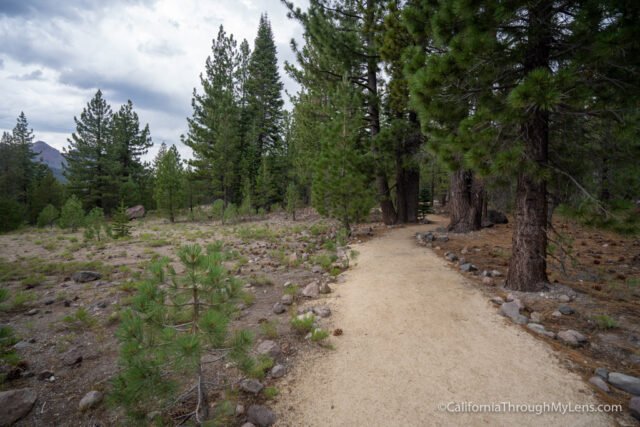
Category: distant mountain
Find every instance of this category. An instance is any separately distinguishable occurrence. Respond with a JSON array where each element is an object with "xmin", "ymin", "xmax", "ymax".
[{"xmin": 31, "ymin": 140, "xmax": 66, "ymax": 182}]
